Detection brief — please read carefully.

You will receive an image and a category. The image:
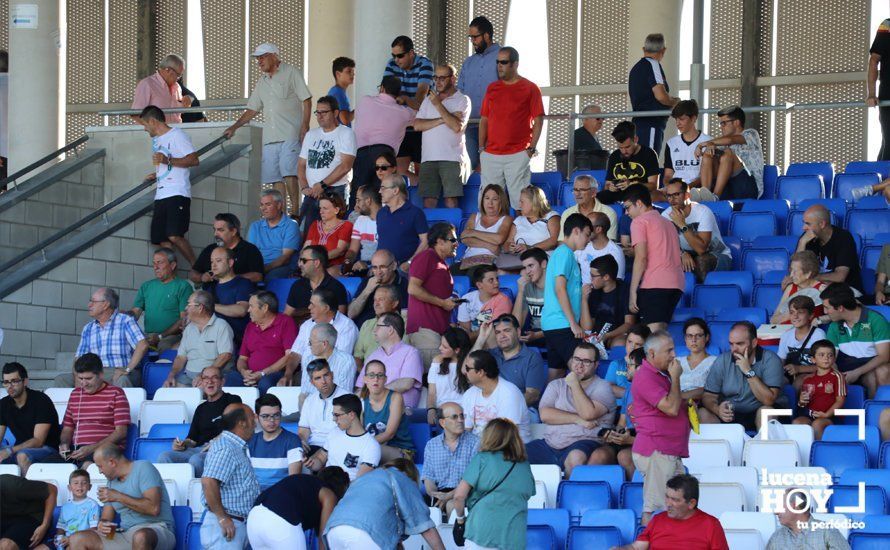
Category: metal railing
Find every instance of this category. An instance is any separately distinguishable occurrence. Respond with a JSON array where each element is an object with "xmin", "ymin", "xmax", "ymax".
[
  {"xmin": 0, "ymin": 135, "xmax": 89, "ymax": 190},
  {"xmin": 0, "ymin": 135, "xmax": 231, "ymax": 274}
]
